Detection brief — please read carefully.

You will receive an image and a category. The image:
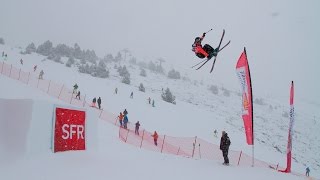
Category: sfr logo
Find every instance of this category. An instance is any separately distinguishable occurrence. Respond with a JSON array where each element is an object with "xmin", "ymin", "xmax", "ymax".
[{"xmin": 62, "ymin": 124, "xmax": 84, "ymax": 139}]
